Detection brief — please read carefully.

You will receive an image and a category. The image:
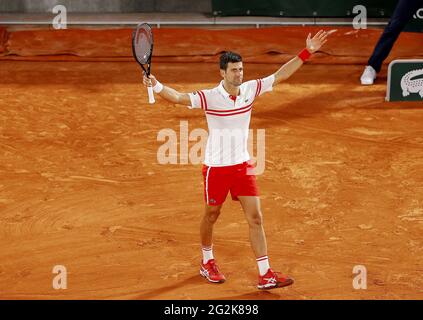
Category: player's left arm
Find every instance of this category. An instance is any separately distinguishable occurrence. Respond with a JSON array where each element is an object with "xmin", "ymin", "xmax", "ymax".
[{"xmin": 272, "ymin": 30, "xmax": 332, "ymax": 85}]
